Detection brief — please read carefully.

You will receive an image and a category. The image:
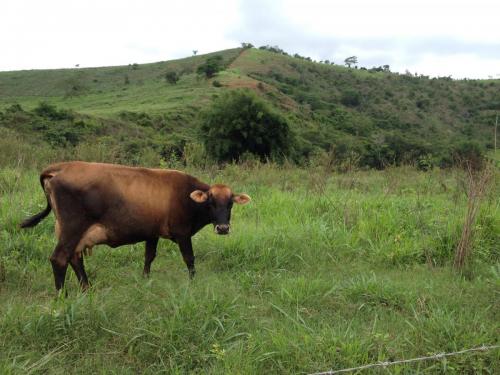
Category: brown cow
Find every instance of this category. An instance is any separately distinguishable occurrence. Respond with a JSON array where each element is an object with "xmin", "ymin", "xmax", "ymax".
[{"xmin": 20, "ymin": 161, "xmax": 251, "ymax": 291}]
